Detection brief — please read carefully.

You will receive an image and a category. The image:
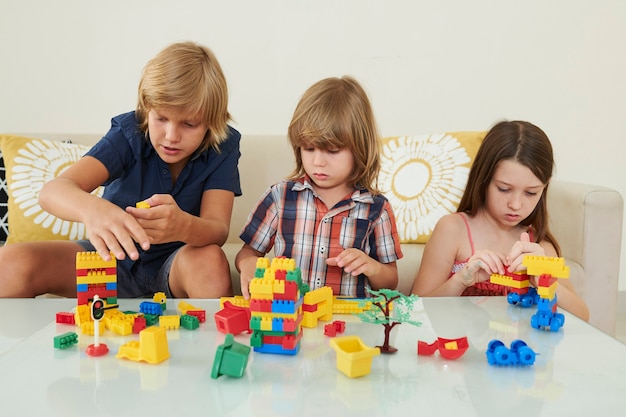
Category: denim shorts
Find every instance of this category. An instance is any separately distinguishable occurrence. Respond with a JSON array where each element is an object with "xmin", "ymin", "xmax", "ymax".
[{"xmin": 76, "ymin": 240, "xmax": 178, "ymax": 299}]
